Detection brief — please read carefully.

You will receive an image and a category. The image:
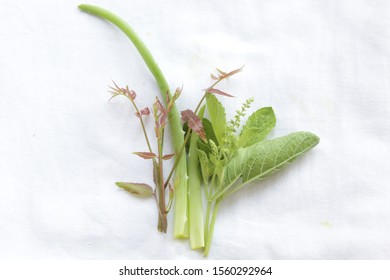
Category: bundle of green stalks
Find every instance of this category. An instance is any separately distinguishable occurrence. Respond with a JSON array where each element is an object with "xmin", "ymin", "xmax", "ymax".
[{"xmin": 79, "ymin": 4, "xmax": 319, "ymax": 256}]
